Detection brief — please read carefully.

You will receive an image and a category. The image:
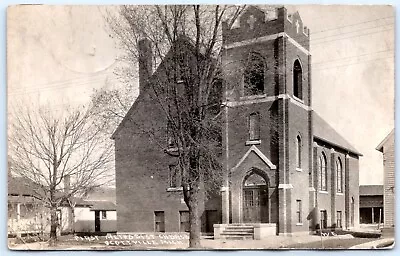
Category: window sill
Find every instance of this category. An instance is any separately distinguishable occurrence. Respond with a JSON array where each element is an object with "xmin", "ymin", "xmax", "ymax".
[
  {"xmin": 336, "ymin": 192, "xmax": 344, "ymax": 195},
  {"xmin": 293, "ymin": 95, "xmax": 304, "ymax": 103},
  {"xmin": 296, "ymin": 223, "xmax": 303, "ymax": 226},
  {"xmin": 167, "ymin": 187, "xmax": 183, "ymax": 192},
  {"xmin": 319, "ymin": 191, "xmax": 328, "ymax": 194},
  {"xmin": 296, "ymin": 168, "xmax": 302, "ymax": 172},
  {"xmin": 246, "ymin": 140, "xmax": 261, "ymax": 146},
  {"xmin": 165, "ymin": 147, "xmax": 180, "ymax": 155},
  {"xmin": 240, "ymin": 94, "xmax": 267, "ymax": 100}
]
